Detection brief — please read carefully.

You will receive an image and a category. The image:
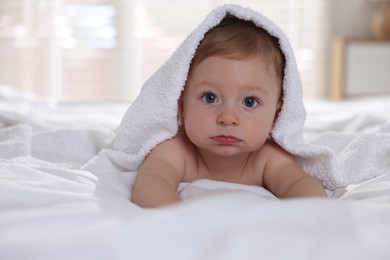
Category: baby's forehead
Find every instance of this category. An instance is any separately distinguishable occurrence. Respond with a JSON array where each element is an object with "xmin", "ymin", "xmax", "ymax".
[
  {"xmin": 184, "ymin": 55, "xmax": 282, "ymax": 96},
  {"xmin": 188, "ymin": 54, "xmax": 282, "ymax": 82}
]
